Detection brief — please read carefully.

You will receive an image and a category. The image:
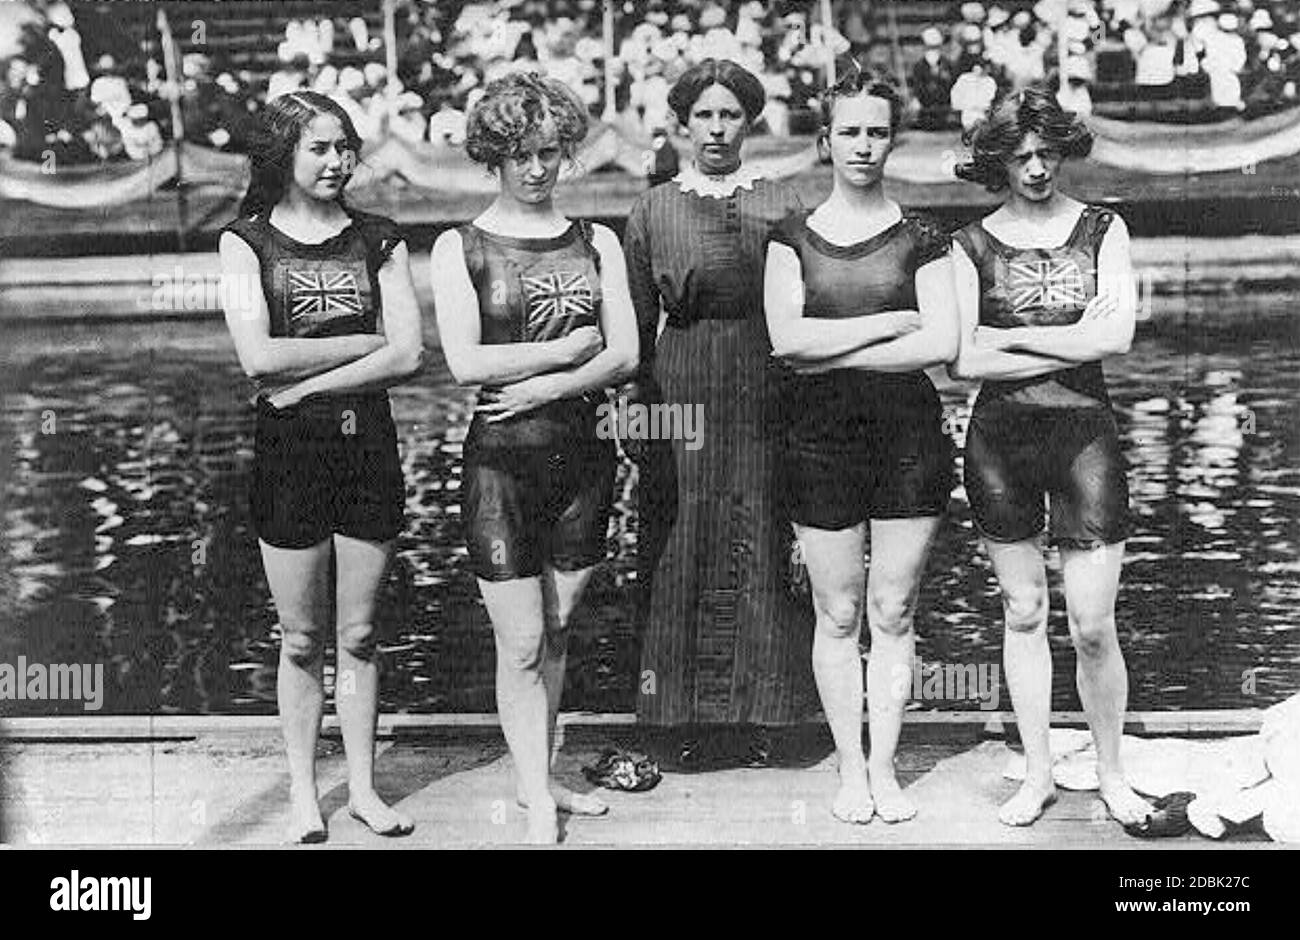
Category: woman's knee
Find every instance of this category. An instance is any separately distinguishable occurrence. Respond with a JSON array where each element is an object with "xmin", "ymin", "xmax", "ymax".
[
  {"xmin": 337, "ymin": 619, "xmax": 377, "ymax": 660},
  {"xmin": 813, "ymin": 592, "xmax": 863, "ymax": 639},
  {"xmin": 280, "ymin": 625, "xmax": 324, "ymax": 667},
  {"xmin": 496, "ymin": 624, "xmax": 547, "ymax": 673},
  {"xmin": 866, "ymin": 585, "xmax": 916, "ymax": 636},
  {"xmin": 1002, "ymin": 584, "xmax": 1048, "ymax": 633},
  {"xmin": 1069, "ymin": 611, "xmax": 1116, "ymax": 658}
]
